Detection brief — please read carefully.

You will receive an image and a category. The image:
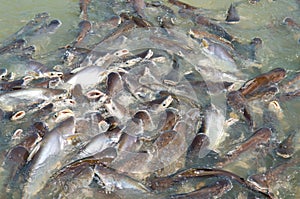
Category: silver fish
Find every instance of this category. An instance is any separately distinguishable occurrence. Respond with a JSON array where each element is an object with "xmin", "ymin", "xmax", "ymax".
[
  {"xmin": 23, "ymin": 116, "xmax": 75, "ymax": 198},
  {"xmin": 0, "ymin": 88, "xmax": 67, "ymax": 112}
]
